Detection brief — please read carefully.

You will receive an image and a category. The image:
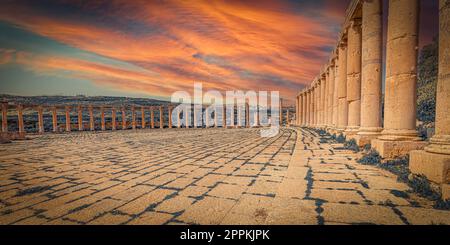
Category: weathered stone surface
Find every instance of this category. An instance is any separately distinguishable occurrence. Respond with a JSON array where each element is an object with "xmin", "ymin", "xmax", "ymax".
[
  {"xmin": 0, "ymin": 127, "xmax": 448, "ymax": 225},
  {"xmin": 410, "ymin": 150, "xmax": 450, "ymax": 184},
  {"xmin": 372, "ymin": 138, "xmax": 427, "ymax": 159}
]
